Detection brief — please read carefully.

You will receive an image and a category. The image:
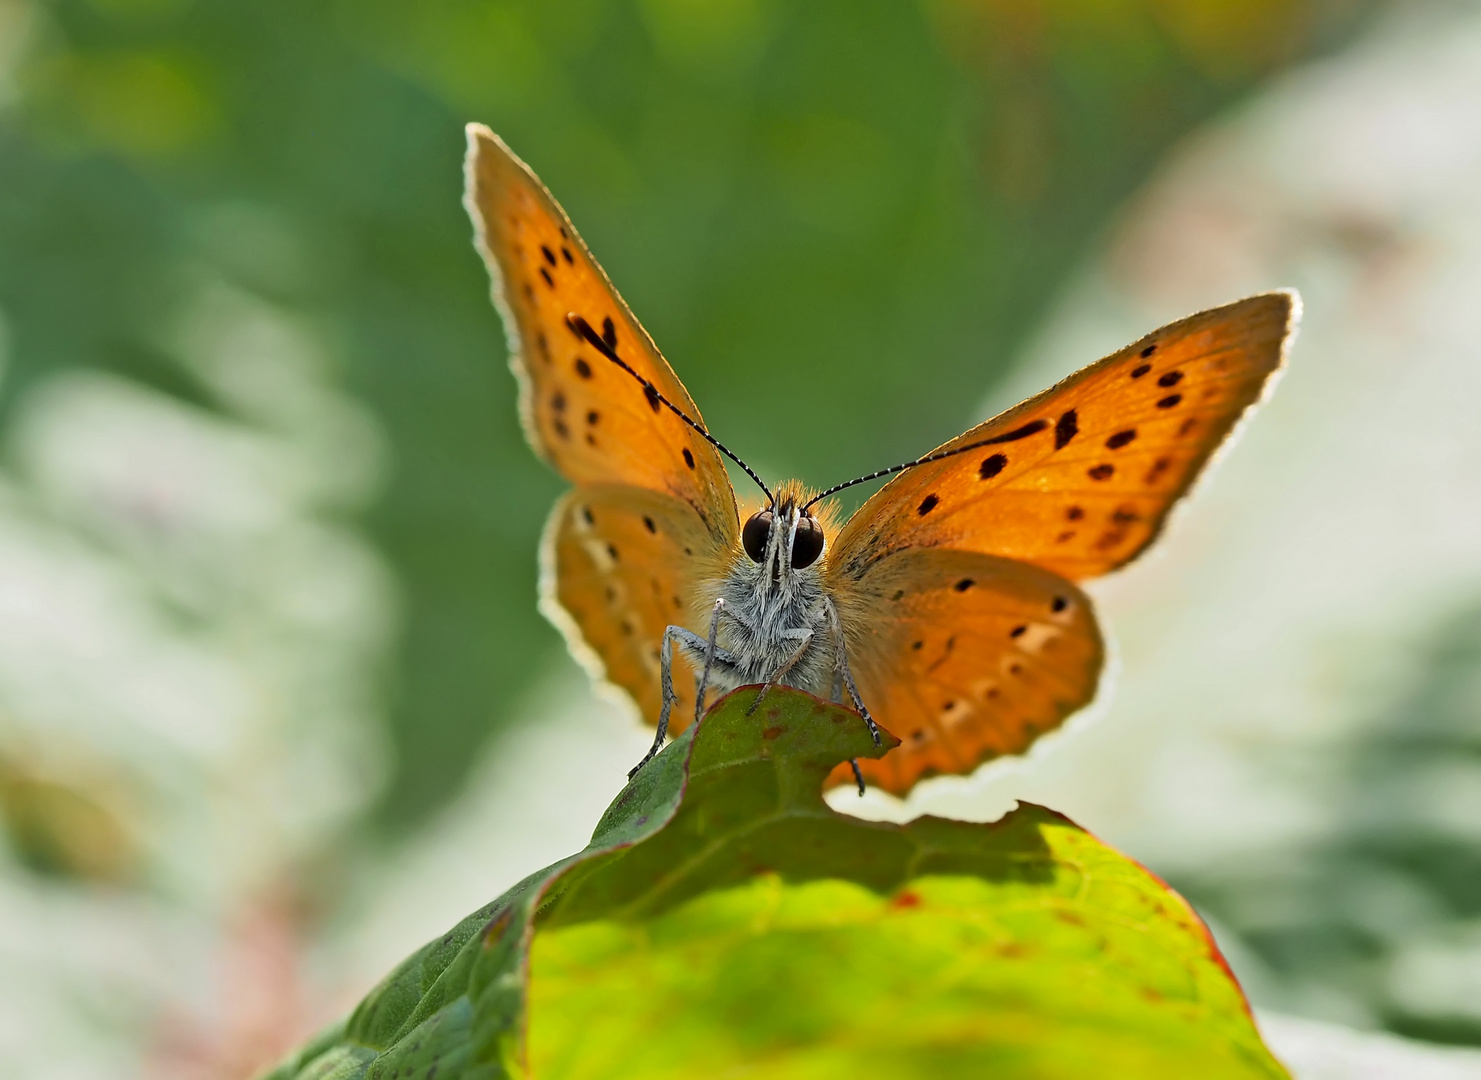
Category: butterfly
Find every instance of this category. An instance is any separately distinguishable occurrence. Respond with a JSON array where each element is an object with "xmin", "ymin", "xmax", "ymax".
[{"xmin": 464, "ymin": 123, "xmax": 1298, "ymax": 797}]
